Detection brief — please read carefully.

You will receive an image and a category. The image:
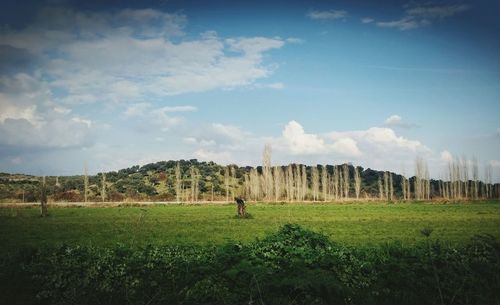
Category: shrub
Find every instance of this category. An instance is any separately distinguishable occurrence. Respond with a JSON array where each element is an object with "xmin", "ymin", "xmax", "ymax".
[{"xmin": 3, "ymin": 224, "xmax": 498, "ymax": 305}]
